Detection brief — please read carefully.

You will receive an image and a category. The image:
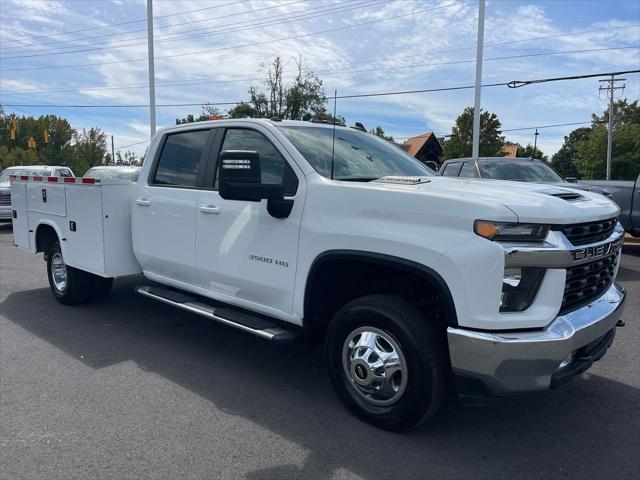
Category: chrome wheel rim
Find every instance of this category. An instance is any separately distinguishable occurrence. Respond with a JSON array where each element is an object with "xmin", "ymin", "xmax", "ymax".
[
  {"xmin": 51, "ymin": 252, "xmax": 67, "ymax": 293},
  {"xmin": 342, "ymin": 326, "xmax": 408, "ymax": 406}
]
